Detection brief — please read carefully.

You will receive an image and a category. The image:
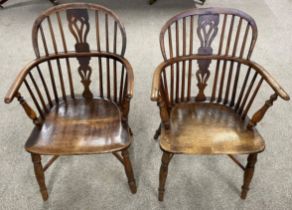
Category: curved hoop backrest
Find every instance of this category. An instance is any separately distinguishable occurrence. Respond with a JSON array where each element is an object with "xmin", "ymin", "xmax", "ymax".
[
  {"xmin": 160, "ymin": 7, "xmax": 257, "ymax": 61},
  {"xmin": 32, "ymin": 3, "xmax": 127, "ymax": 58}
]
